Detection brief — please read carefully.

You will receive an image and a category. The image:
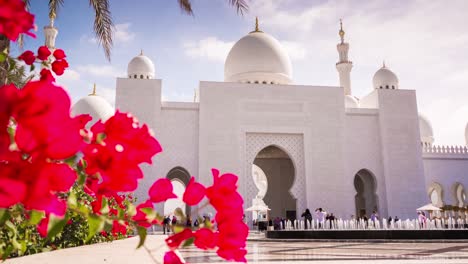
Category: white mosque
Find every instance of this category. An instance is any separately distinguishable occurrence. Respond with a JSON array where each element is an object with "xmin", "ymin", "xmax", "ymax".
[{"xmin": 67, "ymin": 18, "xmax": 468, "ymax": 223}]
